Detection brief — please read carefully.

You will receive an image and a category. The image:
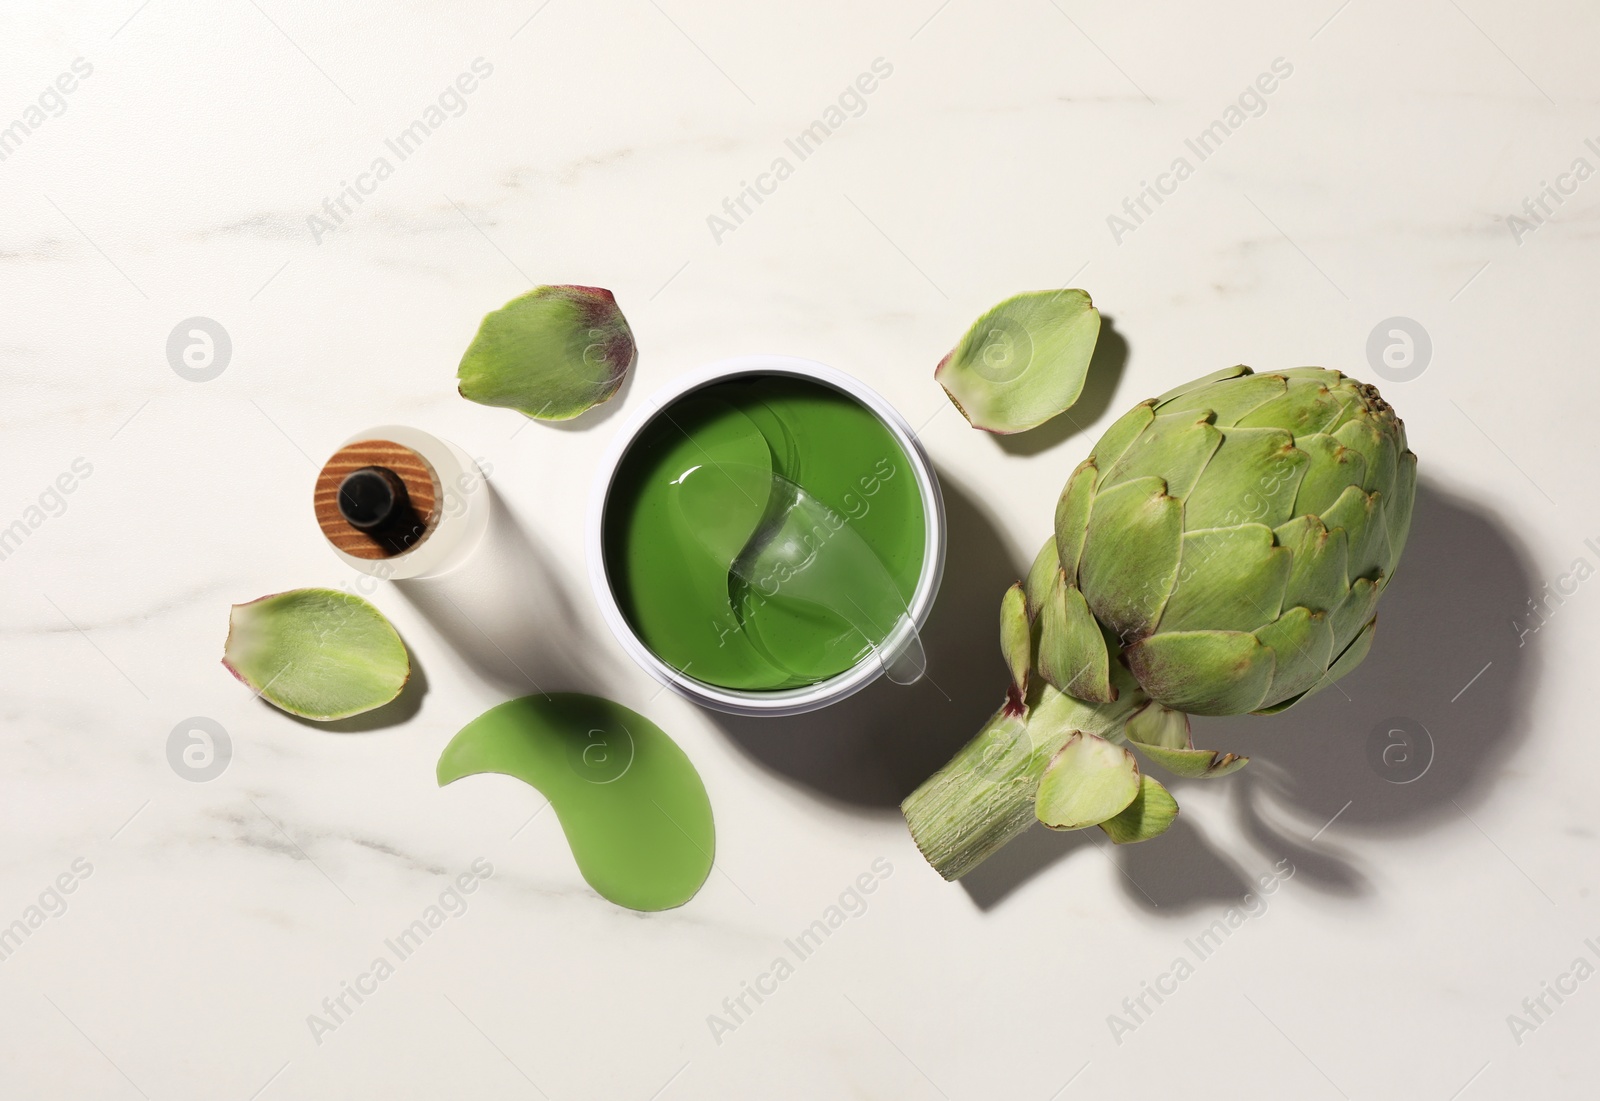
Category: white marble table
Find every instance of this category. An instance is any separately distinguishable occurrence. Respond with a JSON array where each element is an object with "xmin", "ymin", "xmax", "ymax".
[{"xmin": 3, "ymin": 1, "xmax": 1596, "ymax": 1097}]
